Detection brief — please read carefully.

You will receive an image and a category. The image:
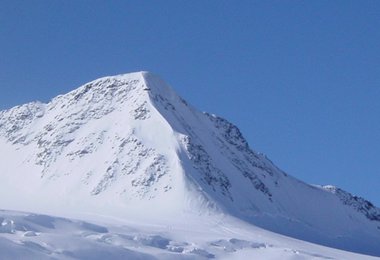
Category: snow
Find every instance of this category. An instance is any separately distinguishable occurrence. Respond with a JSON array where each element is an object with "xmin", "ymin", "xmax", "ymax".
[
  {"xmin": 0, "ymin": 71, "xmax": 380, "ymax": 259},
  {"xmin": 0, "ymin": 209, "xmax": 377, "ymax": 260}
]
